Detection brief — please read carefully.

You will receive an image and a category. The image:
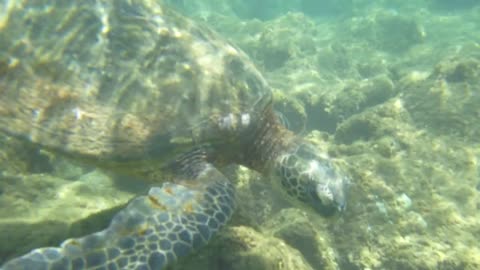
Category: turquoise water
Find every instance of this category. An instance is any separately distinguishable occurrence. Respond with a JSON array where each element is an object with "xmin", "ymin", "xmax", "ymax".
[{"xmin": 1, "ymin": 0, "xmax": 480, "ymax": 269}]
